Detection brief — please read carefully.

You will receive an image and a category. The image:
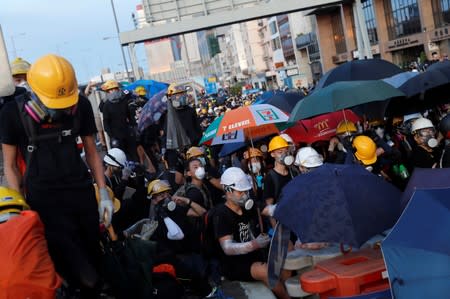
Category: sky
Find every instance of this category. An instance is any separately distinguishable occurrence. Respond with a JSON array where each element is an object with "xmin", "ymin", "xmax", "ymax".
[{"xmin": 0, "ymin": 0, "xmax": 146, "ymax": 84}]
